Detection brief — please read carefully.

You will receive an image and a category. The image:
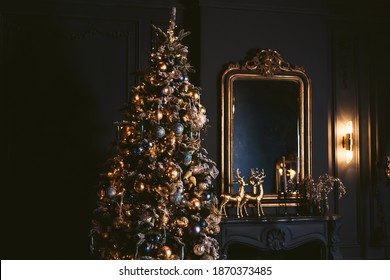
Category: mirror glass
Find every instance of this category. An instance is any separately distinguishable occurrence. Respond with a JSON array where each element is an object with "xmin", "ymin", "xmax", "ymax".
[
  {"xmin": 233, "ymin": 79, "xmax": 299, "ymax": 194},
  {"xmin": 221, "ymin": 49, "xmax": 311, "ymax": 204}
]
